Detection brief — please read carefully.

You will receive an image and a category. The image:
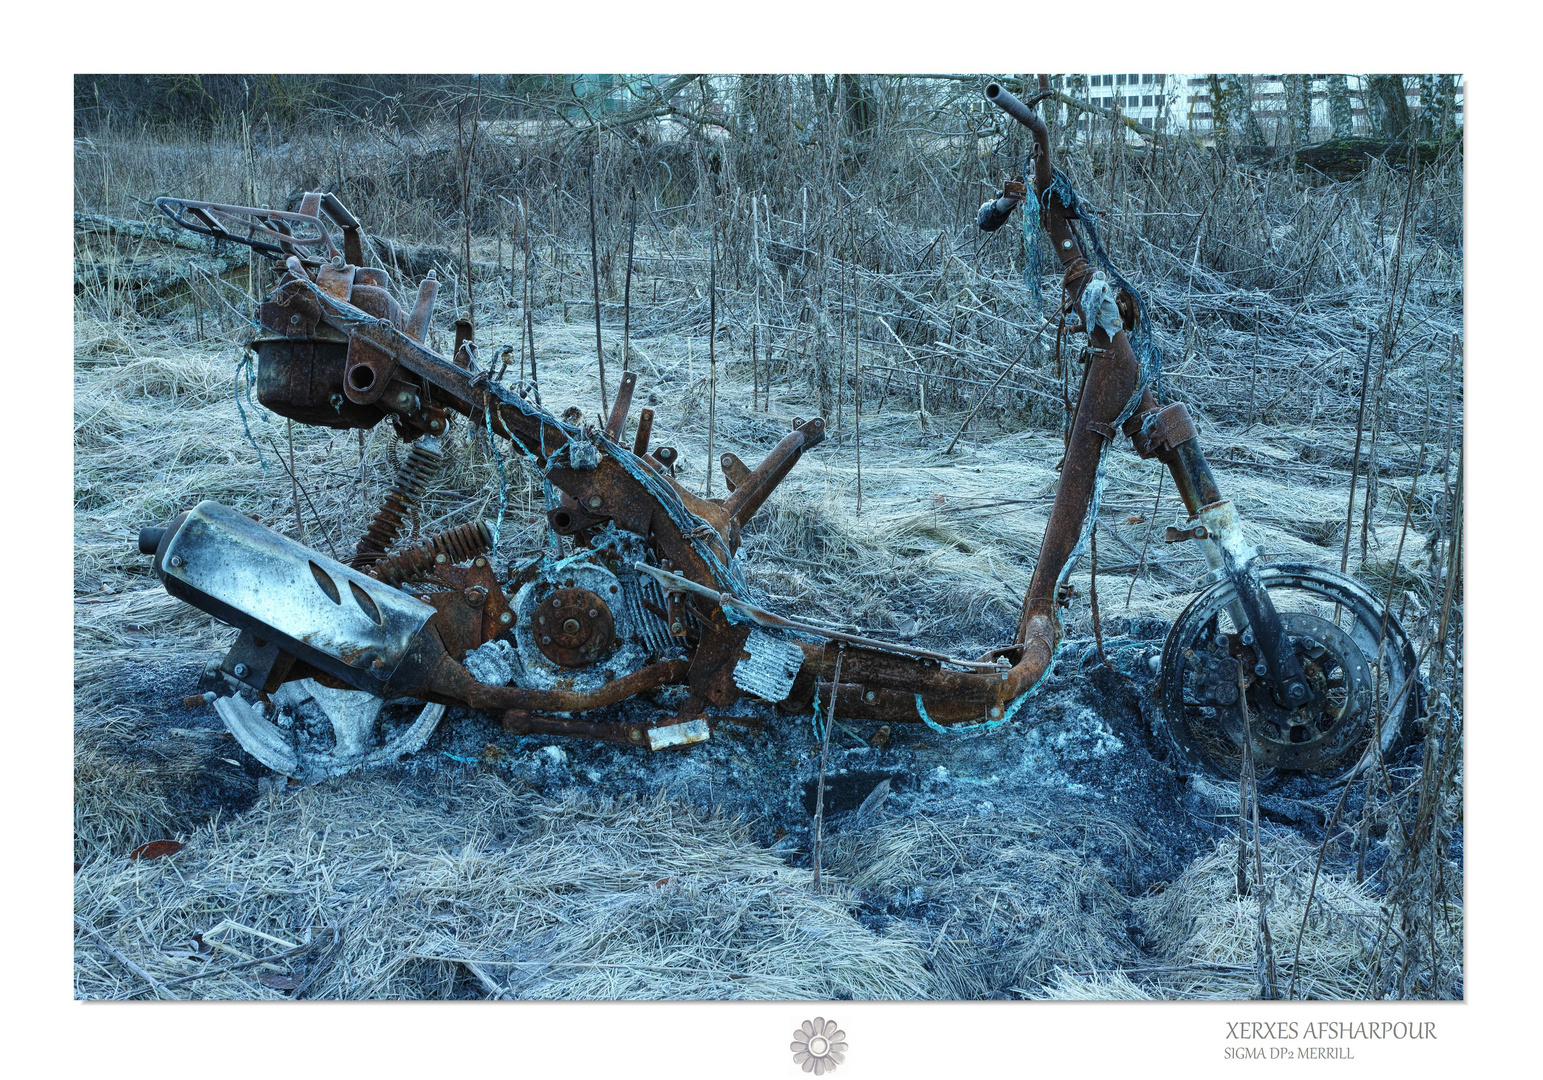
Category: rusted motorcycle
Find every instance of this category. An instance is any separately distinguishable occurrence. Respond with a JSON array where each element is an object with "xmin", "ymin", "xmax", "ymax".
[{"xmin": 138, "ymin": 79, "xmax": 1420, "ymax": 784}]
